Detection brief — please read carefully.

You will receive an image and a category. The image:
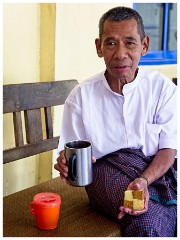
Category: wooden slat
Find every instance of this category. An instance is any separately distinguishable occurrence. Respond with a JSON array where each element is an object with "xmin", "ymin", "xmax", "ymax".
[
  {"xmin": 24, "ymin": 109, "xmax": 43, "ymax": 143},
  {"xmin": 44, "ymin": 107, "xmax": 53, "ymax": 139},
  {"xmin": 3, "ymin": 137, "xmax": 59, "ymax": 164},
  {"xmin": 172, "ymin": 78, "xmax": 177, "ymax": 85},
  {"xmin": 13, "ymin": 112, "xmax": 24, "ymax": 147},
  {"xmin": 3, "ymin": 80, "xmax": 79, "ymax": 164},
  {"xmin": 3, "ymin": 80, "xmax": 78, "ymax": 113}
]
